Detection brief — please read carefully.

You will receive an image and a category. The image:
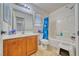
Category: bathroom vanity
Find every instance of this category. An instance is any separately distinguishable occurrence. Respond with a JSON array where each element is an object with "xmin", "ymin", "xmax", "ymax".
[{"xmin": 3, "ymin": 34, "xmax": 38, "ymax": 56}]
